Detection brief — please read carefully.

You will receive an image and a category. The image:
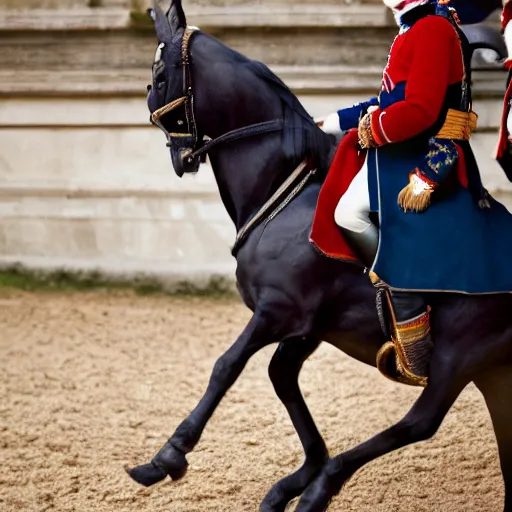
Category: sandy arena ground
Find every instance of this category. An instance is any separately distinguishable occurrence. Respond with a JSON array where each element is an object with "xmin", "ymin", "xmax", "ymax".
[{"xmin": 0, "ymin": 291, "xmax": 504, "ymax": 512}]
